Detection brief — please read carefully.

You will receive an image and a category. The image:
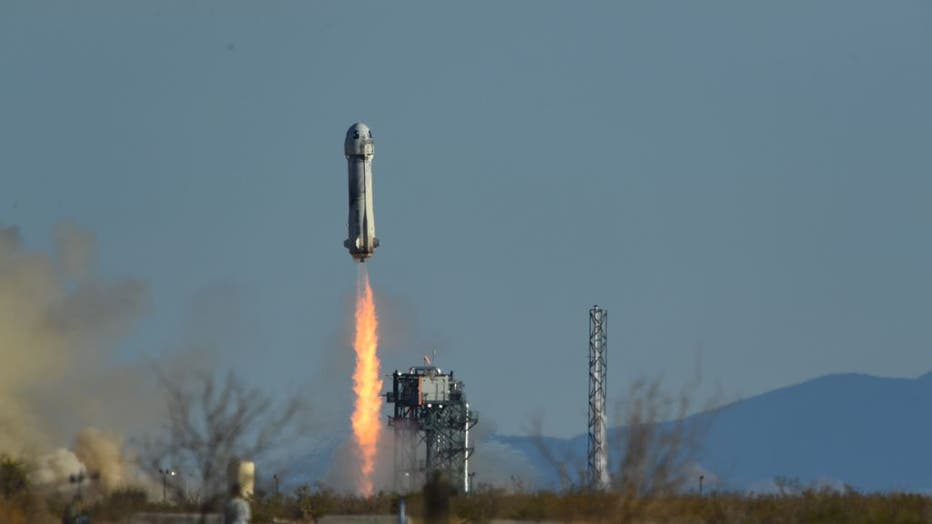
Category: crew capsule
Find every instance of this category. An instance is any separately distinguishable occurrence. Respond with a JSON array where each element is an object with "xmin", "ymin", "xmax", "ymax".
[{"xmin": 343, "ymin": 122, "xmax": 379, "ymax": 262}]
